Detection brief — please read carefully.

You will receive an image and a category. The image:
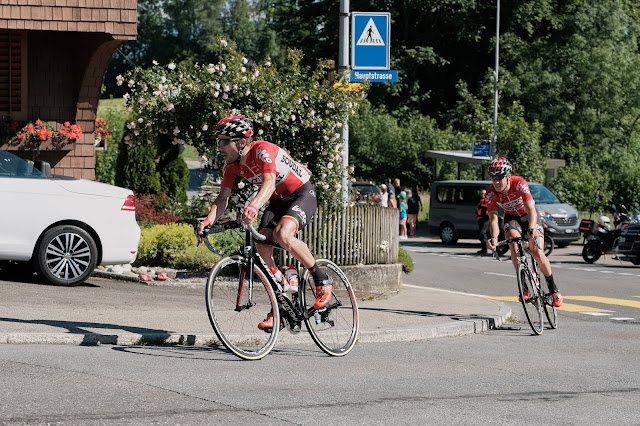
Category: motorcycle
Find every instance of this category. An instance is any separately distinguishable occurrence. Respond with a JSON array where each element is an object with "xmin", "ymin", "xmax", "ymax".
[{"xmin": 579, "ymin": 204, "xmax": 636, "ymax": 264}]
